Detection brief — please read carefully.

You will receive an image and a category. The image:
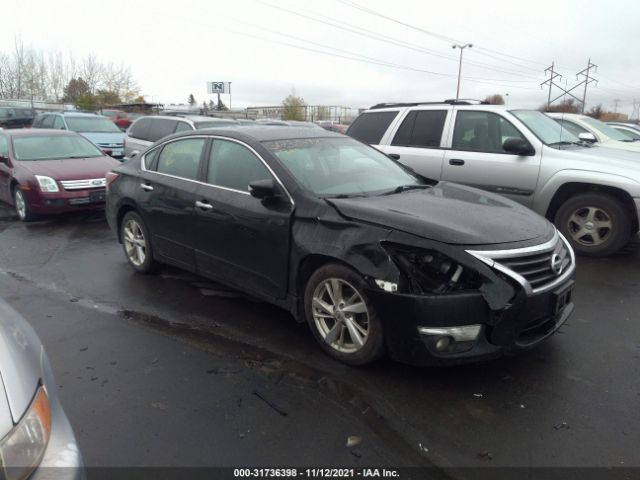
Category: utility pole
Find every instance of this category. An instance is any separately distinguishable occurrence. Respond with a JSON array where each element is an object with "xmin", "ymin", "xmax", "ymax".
[
  {"xmin": 452, "ymin": 43, "xmax": 472, "ymax": 100},
  {"xmin": 632, "ymin": 99, "xmax": 640, "ymax": 121},
  {"xmin": 576, "ymin": 58, "xmax": 598, "ymax": 114},
  {"xmin": 540, "ymin": 62, "xmax": 562, "ymax": 109},
  {"xmin": 613, "ymin": 98, "xmax": 620, "ymax": 114}
]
